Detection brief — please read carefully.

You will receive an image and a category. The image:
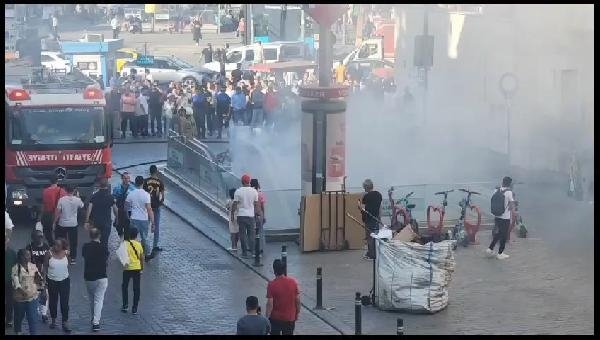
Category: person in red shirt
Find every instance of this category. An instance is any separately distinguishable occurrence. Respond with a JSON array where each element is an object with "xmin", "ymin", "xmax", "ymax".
[
  {"xmin": 266, "ymin": 259, "xmax": 300, "ymax": 335},
  {"xmin": 263, "ymin": 85, "xmax": 279, "ymax": 130},
  {"xmin": 39, "ymin": 176, "xmax": 66, "ymax": 246}
]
